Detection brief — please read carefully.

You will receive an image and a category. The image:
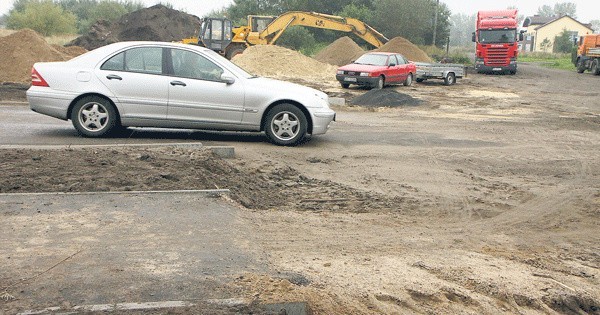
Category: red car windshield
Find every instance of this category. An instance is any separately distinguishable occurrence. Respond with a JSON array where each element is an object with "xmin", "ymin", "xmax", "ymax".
[{"xmin": 354, "ymin": 54, "xmax": 388, "ymax": 66}]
